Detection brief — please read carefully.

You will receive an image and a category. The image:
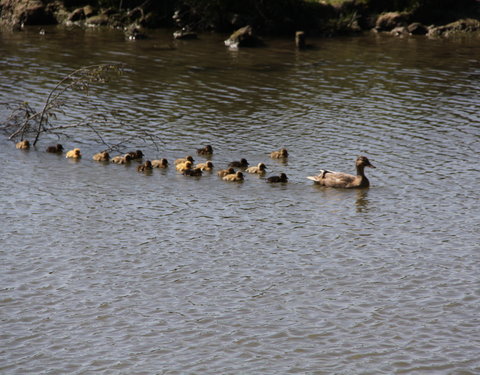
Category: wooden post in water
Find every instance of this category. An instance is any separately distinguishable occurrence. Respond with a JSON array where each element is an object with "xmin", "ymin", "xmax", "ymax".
[{"xmin": 295, "ymin": 31, "xmax": 306, "ymax": 49}]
